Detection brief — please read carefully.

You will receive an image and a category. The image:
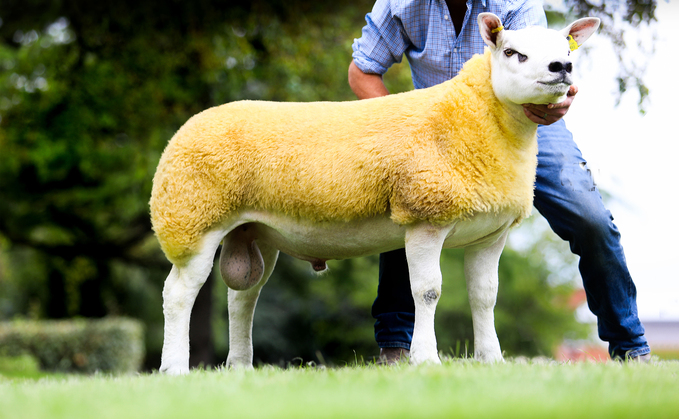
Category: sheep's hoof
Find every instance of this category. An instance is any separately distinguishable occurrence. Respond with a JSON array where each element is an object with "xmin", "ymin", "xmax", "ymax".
[
  {"xmin": 409, "ymin": 349, "xmax": 441, "ymax": 365},
  {"xmin": 474, "ymin": 350, "xmax": 504, "ymax": 363},
  {"xmin": 225, "ymin": 356, "xmax": 254, "ymax": 370},
  {"xmin": 159, "ymin": 363, "xmax": 189, "ymax": 376}
]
